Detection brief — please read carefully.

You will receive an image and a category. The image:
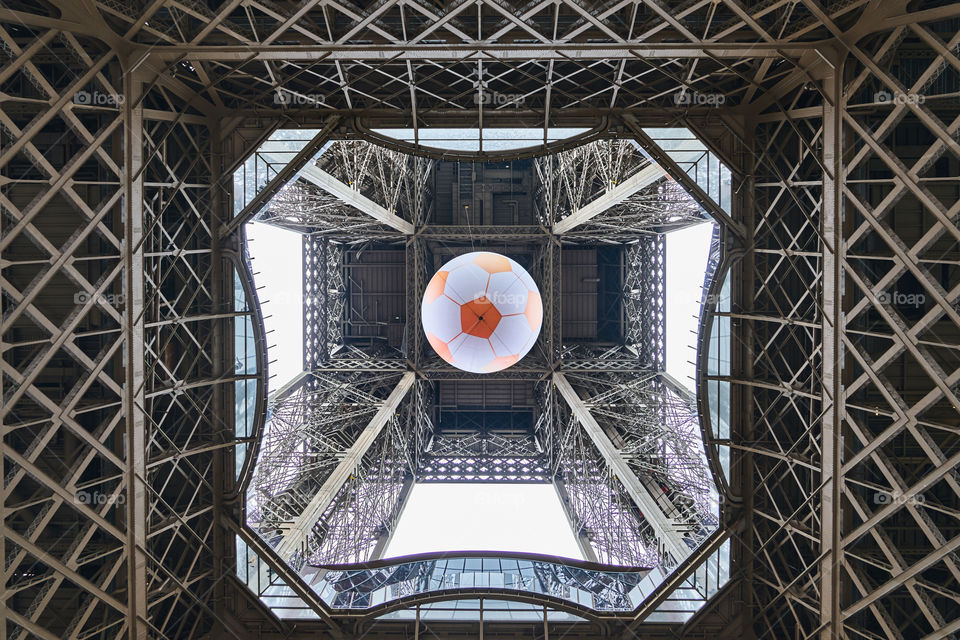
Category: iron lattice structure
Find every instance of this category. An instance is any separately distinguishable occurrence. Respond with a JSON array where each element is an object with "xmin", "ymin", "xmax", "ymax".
[{"xmin": 1, "ymin": 1, "xmax": 959, "ymax": 639}]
